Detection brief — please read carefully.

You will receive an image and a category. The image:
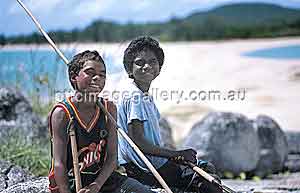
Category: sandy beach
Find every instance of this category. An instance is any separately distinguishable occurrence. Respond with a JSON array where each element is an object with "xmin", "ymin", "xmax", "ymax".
[
  {"xmin": 2, "ymin": 37, "xmax": 300, "ymax": 142},
  {"xmin": 156, "ymin": 38, "xmax": 300, "ymax": 142}
]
